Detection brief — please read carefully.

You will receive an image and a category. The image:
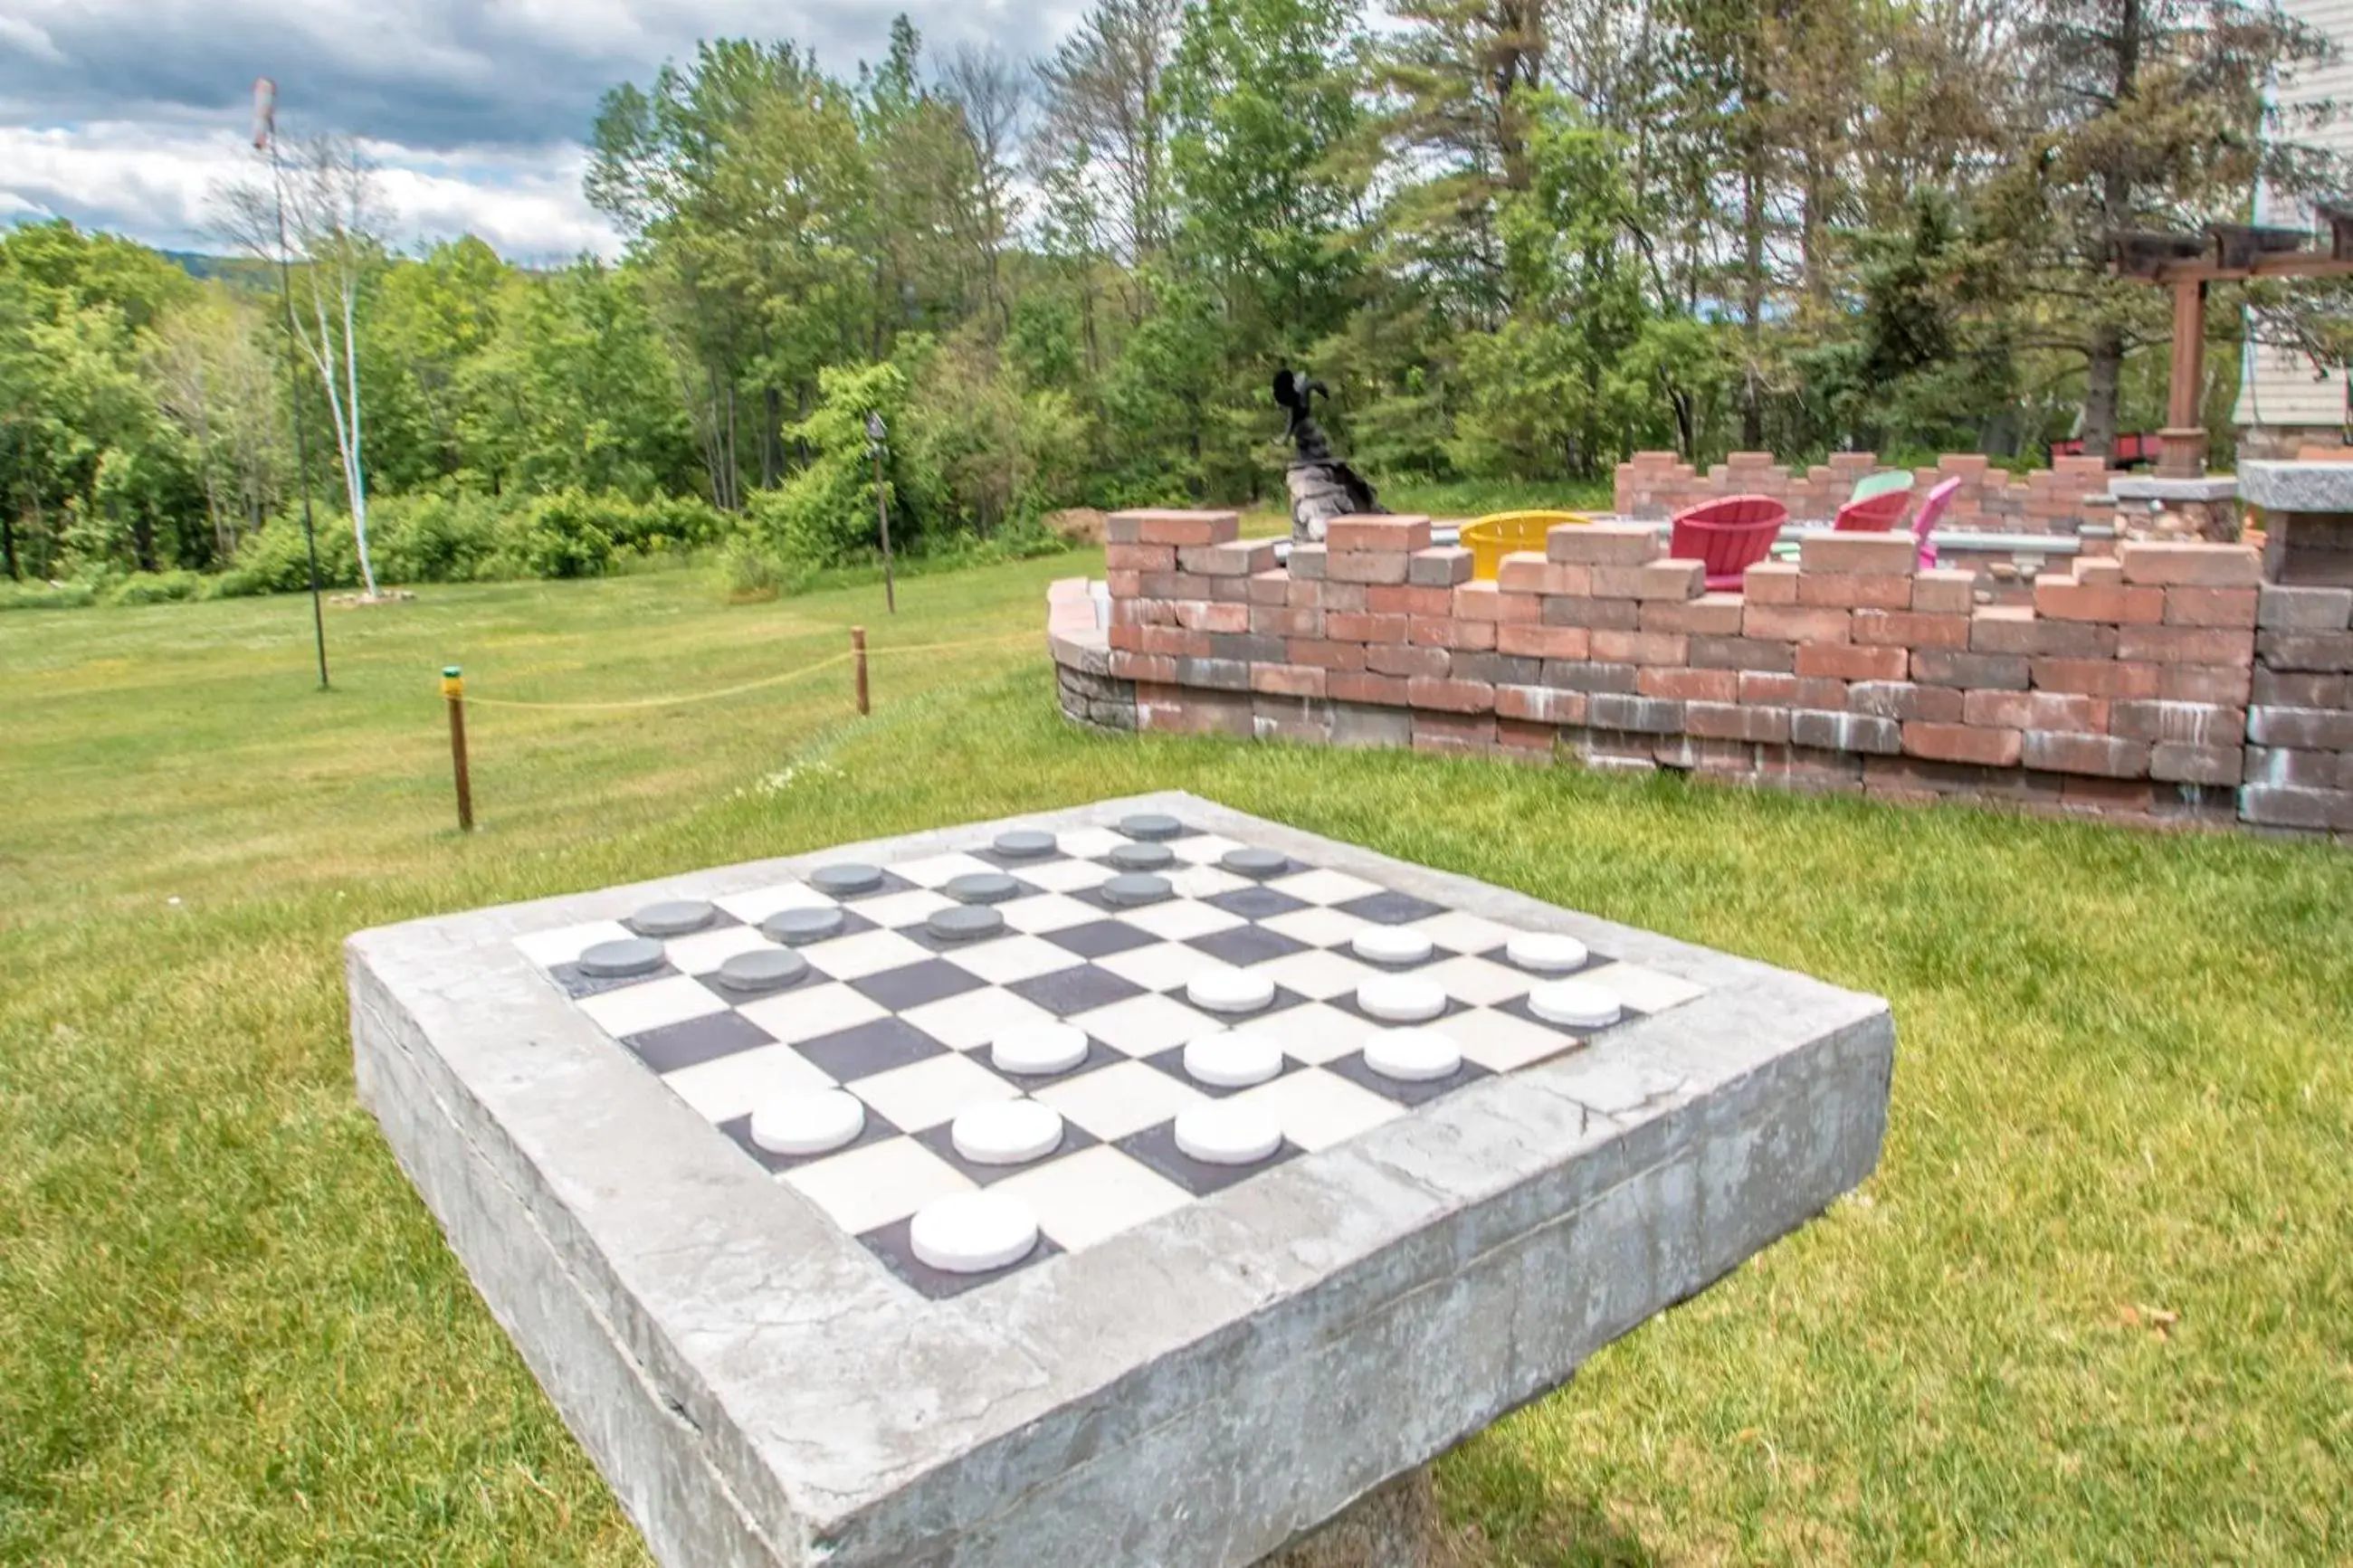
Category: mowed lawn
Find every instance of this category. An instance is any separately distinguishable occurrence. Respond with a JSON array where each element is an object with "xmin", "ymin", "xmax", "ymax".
[{"xmin": 2, "ymin": 560, "xmax": 2348, "ymax": 1565}]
